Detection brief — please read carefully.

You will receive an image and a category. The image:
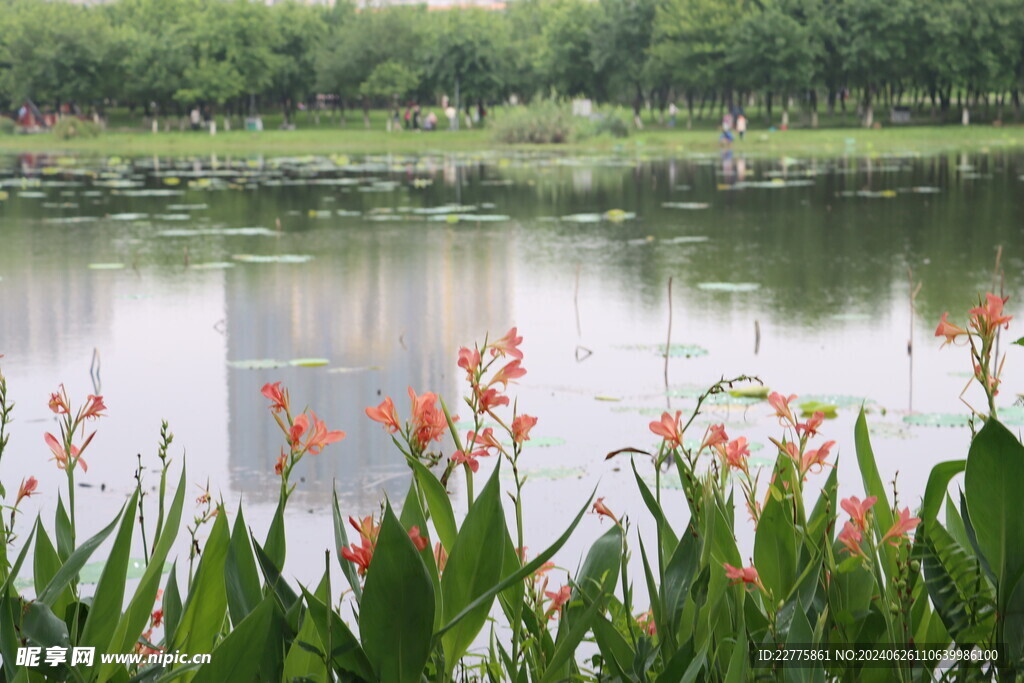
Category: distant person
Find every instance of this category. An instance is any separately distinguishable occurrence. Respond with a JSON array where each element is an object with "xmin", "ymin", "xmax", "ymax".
[
  {"xmin": 425, "ymin": 111, "xmax": 438, "ymax": 131},
  {"xmin": 412, "ymin": 104, "xmax": 421, "ymax": 130},
  {"xmin": 721, "ymin": 112, "xmax": 733, "ymax": 131},
  {"xmin": 404, "ymin": 106, "xmax": 412, "ymax": 129},
  {"xmin": 736, "ymin": 114, "xmax": 747, "ymax": 140},
  {"xmin": 190, "ymin": 107, "xmax": 201, "ymax": 131},
  {"xmin": 668, "ymin": 102, "xmax": 678, "ymax": 128},
  {"xmin": 719, "ymin": 125, "xmax": 734, "ymax": 147},
  {"xmin": 445, "ymin": 105, "xmax": 456, "ymax": 130},
  {"xmin": 477, "ymin": 102, "xmax": 486, "ymax": 124}
]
